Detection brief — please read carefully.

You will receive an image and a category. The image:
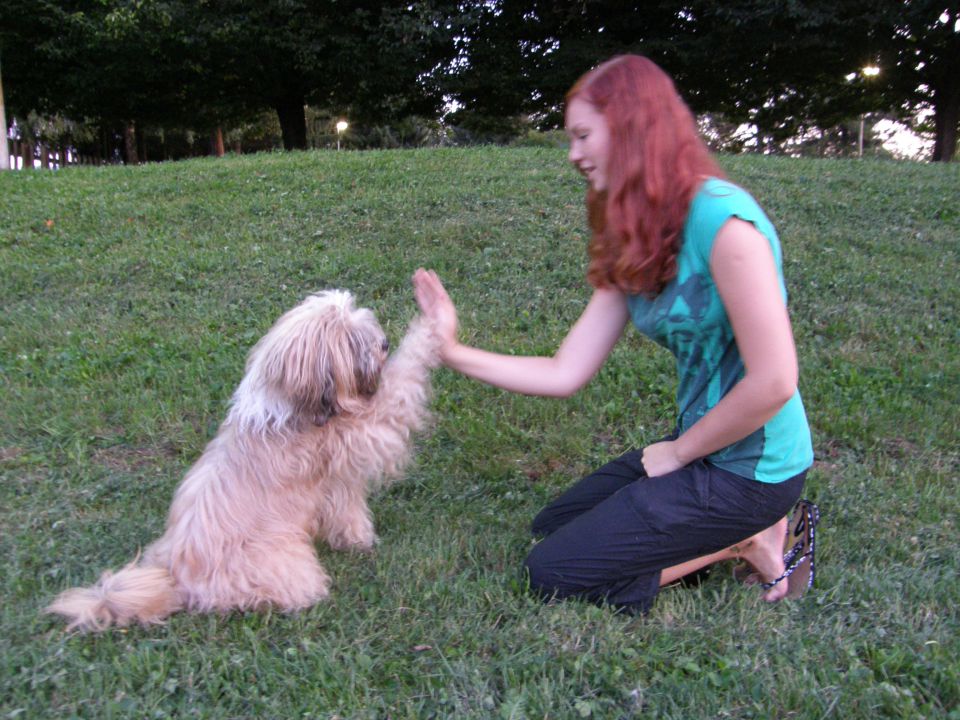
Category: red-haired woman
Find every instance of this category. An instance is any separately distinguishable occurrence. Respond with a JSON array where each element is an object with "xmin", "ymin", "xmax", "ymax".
[{"xmin": 413, "ymin": 55, "xmax": 816, "ymax": 614}]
